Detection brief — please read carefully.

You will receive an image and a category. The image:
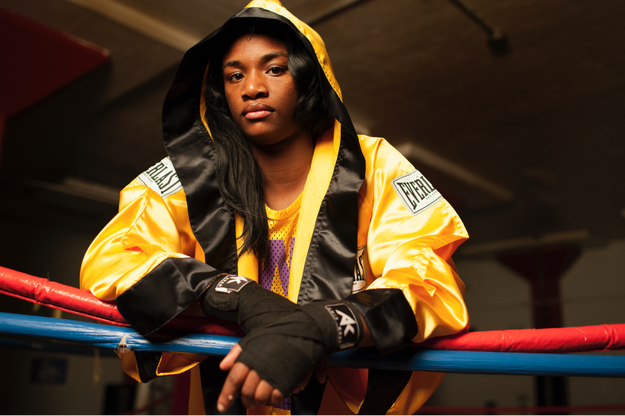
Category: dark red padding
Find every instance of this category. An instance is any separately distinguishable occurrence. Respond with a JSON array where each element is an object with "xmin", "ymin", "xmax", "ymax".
[
  {"xmin": 1, "ymin": 266, "xmax": 624, "ymax": 352},
  {"xmin": 418, "ymin": 323, "xmax": 625, "ymax": 353},
  {"xmin": 0, "ymin": 266, "xmax": 241, "ymax": 336}
]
